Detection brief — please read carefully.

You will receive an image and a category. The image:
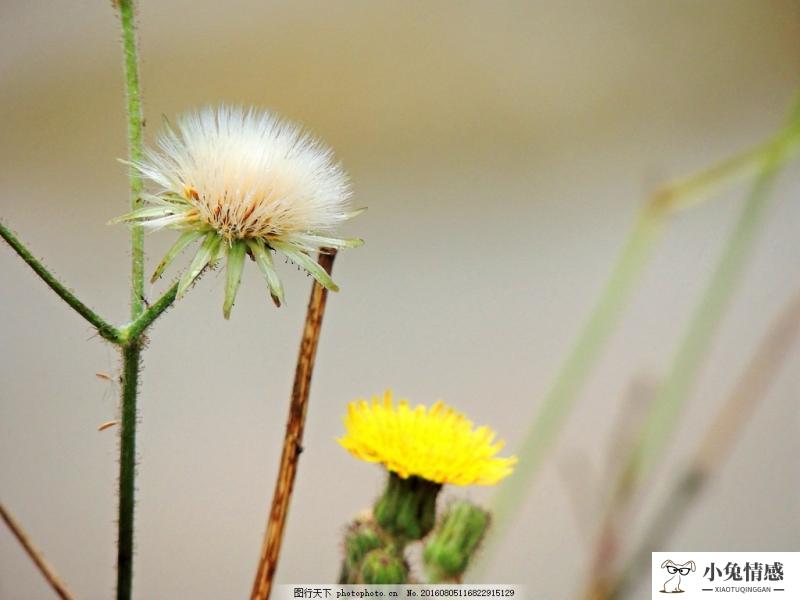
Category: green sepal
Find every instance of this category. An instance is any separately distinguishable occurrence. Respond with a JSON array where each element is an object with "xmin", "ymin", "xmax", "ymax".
[
  {"xmin": 374, "ymin": 472, "xmax": 442, "ymax": 541},
  {"xmin": 223, "ymin": 241, "xmax": 246, "ymax": 319},
  {"xmin": 288, "ymin": 233, "xmax": 365, "ymax": 250},
  {"xmin": 177, "ymin": 232, "xmax": 221, "ymax": 299},
  {"xmin": 108, "ymin": 205, "xmax": 174, "ymax": 225},
  {"xmin": 345, "ymin": 207, "xmax": 368, "ymax": 220},
  {"xmin": 271, "ymin": 240, "xmax": 339, "ymax": 292},
  {"xmin": 246, "ymin": 239, "xmax": 285, "ymax": 307},
  {"xmin": 151, "ymin": 230, "xmax": 205, "ymax": 283}
]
